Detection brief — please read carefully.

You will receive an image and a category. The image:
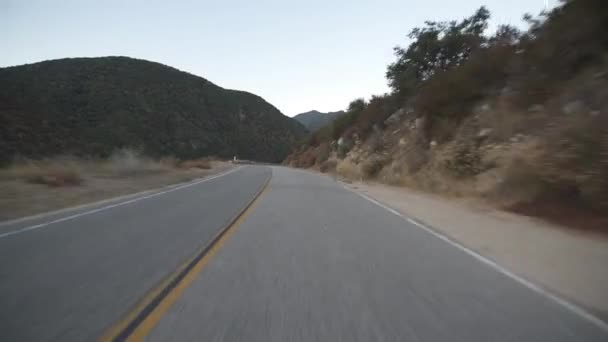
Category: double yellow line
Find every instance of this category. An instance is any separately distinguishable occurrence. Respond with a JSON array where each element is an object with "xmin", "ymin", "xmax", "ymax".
[{"xmin": 101, "ymin": 176, "xmax": 271, "ymax": 341}]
